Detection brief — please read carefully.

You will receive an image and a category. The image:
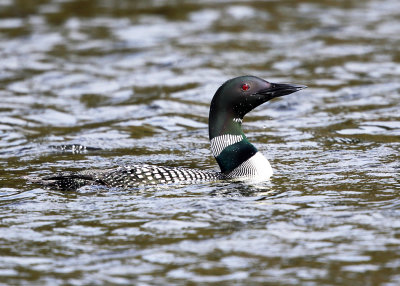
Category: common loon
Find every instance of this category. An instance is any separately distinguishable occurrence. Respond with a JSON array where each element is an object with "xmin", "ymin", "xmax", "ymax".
[{"xmin": 26, "ymin": 76, "xmax": 306, "ymax": 190}]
